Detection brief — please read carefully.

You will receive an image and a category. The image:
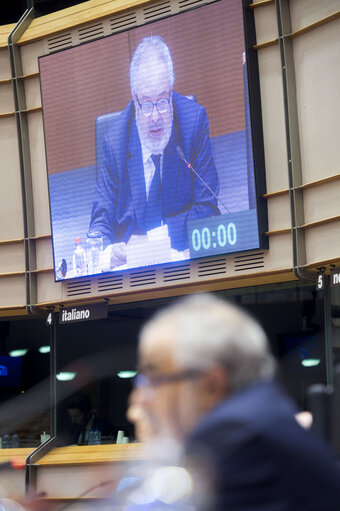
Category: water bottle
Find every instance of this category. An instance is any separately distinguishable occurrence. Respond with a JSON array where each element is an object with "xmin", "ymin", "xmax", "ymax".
[
  {"xmin": 94, "ymin": 429, "xmax": 101, "ymax": 445},
  {"xmin": 10, "ymin": 433, "xmax": 19, "ymax": 448},
  {"xmin": 85, "ymin": 231, "xmax": 103, "ymax": 275},
  {"xmin": 88, "ymin": 428, "xmax": 95, "ymax": 445},
  {"xmin": 40, "ymin": 431, "xmax": 50, "ymax": 444},
  {"xmin": 72, "ymin": 237, "xmax": 87, "ymax": 277},
  {"xmin": 2, "ymin": 433, "xmax": 10, "ymax": 449}
]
